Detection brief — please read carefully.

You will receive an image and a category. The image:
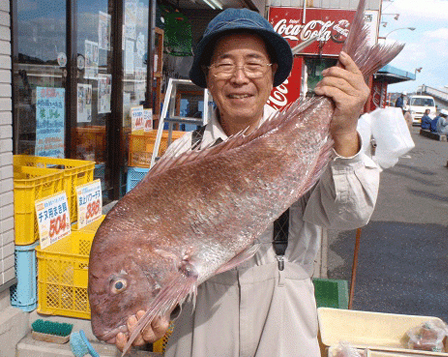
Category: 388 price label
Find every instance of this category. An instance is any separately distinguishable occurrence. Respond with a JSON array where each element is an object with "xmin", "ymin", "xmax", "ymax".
[
  {"xmin": 76, "ymin": 179, "xmax": 102, "ymax": 229},
  {"xmin": 86, "ymin": 199, "xmax": 101, "ymax": 220}
]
